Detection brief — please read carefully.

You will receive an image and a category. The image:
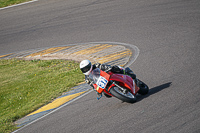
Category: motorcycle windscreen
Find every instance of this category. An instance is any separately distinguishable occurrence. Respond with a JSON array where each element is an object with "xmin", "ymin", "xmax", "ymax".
[{"xmin": 95, "ymin": 70, "xmax": 110, "ymax": 94}]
